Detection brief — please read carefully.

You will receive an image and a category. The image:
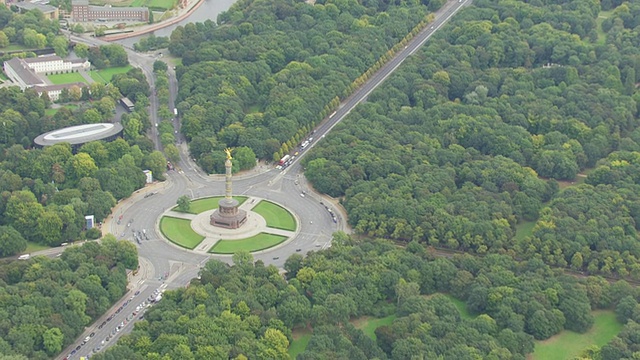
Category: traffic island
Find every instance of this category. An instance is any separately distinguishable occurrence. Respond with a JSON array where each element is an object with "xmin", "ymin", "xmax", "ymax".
[
  {"xmin": 209, "ymin": 233, "xmax": 288, "ymax": 254},
  {"xmin": 158, "ymin": 196, "xmax": 298, "ymax": 254},
  {"xmin": 159, "ymin": 216, "xmax": 204, "ymax": 249},
  {"xmin": 251, "ymin": 200, "xmax": 296, "ymax": 231}
]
